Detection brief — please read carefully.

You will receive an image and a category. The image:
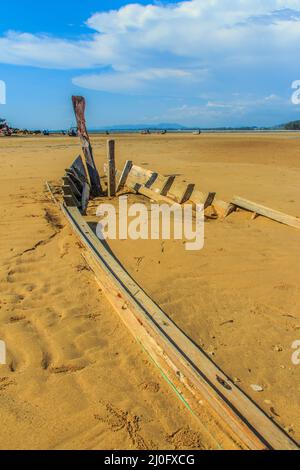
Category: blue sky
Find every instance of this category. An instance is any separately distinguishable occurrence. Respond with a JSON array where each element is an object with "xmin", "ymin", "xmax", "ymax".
[{"xmin": 1, "ymin": 0, "xmax": 300, "ymax": 129}]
